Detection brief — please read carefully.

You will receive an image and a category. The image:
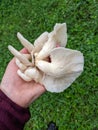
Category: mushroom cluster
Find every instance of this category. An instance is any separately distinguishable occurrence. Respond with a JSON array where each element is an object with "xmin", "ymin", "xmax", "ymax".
[{"xmin": 8, "ymin": 23, "xmax": 84, "ymax": 93}]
